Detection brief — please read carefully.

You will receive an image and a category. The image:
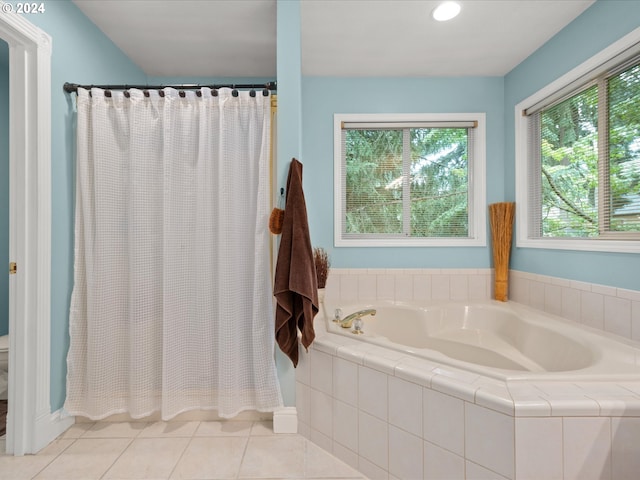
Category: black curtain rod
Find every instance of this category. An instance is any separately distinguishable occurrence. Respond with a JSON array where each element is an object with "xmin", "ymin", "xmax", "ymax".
[{"xmin": 63, "ymin": 81, "xmax": 277, "ymax": 94}]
